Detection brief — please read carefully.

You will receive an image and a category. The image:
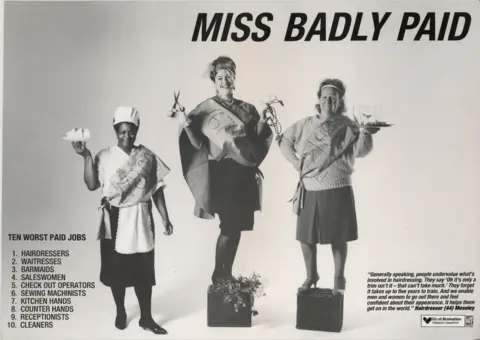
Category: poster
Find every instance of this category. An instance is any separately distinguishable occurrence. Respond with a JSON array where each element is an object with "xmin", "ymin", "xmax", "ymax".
[{"xmin": 0, "ymin": 0, "xmax": 479, "ymax": 339}]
